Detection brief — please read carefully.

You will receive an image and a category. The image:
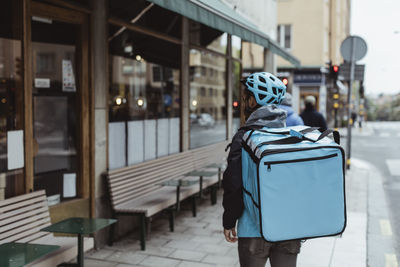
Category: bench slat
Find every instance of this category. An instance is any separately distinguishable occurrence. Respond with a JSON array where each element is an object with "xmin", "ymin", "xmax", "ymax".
[{"xmin": 0, "ymin": 206, "xmax": 48, "ymax": 228}]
